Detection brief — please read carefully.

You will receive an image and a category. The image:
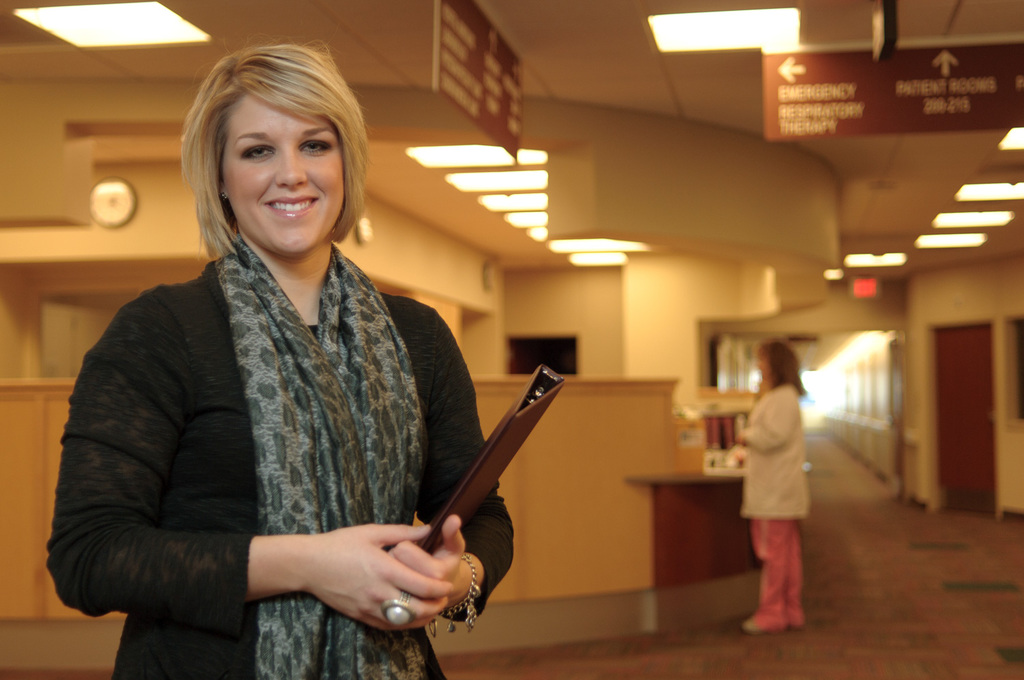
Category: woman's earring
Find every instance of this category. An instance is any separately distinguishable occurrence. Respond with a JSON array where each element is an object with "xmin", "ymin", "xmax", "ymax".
[{"xmin": 220, "ymin": 192, "xmax": 228, "ymax": 201}]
